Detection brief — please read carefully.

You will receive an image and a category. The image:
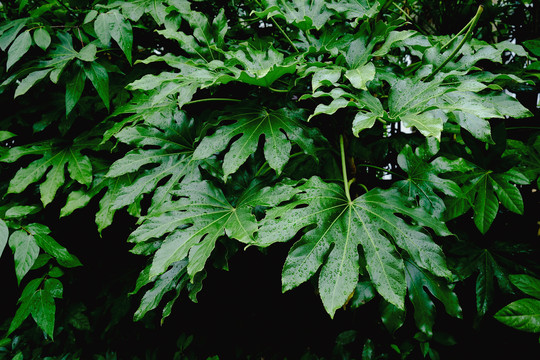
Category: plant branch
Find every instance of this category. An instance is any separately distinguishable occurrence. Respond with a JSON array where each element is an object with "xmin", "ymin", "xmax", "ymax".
[
  {"xmin": 340, "ymin": 135, "xmax": 352, "ymax": 202},
  {"xmin": 184, "ymin": 98, "xmax": 242, "ymax": 105},
  {"xmin": 424, "ymin": 5, "xmax": 483, "ymax": 82}
]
